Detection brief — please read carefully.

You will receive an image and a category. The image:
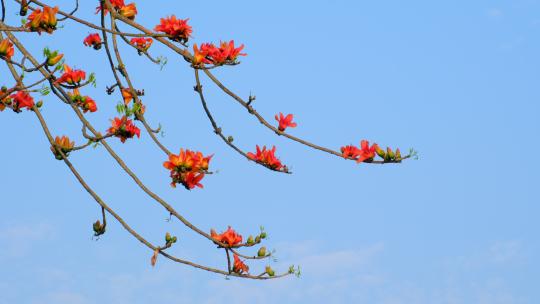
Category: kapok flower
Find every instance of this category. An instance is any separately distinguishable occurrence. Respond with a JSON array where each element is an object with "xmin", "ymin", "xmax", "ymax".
[
  {"xmin": 0, "ymin": 39, "xmax": 14, "ymax": 60},
  {"xmin": 95, "ymin": 0, "xmax": 125, "ymax": 14},
  {"xmin": 217, "ymin": 40, "xmax": 246, "ymax": 63},
  {"xmin": 192, "ymin": 41, "xmax": 246, "ymax": 66},
  {"xmin": 163, "ymin": 149, "xmax": 213, "ymax": 189},
  {"xmin": 68, "ymin": 89, "xmax": 97, "ymax": 113},
  {"xmin": 275, "ymin": 112, "xmax": 297, "ymax": 132},
  {"xmin": 210, "ymin": 226, "xmax": 243, "ymax": 247},
  {"xmin": 357, "ymin": 140, "xmax": 379, "ymax": 163},
  {"xmin": 83, "ymin": 33, "xmax": 102, "ymax": 50},
  {"xmin": 130, "ymin": 37, "xmax": 153, "ymax": 51},
  {"xmin": 9, "ymin": 91, "xmax": 34, "ymax": 110},
  {"xmin": 341, "ymin": 145, "xmax": 360, "ymax": 159},
  {"xmin": 247, "ymin": 145, "xmax": 284, "ymax": 170},
  {"xmin": 154, "ymin": 16, "xmax": 192, "ymax": 43},
  {"xmin": 233, "ymin": 253, "xmax": 249, "ymax": 274},
  {"xmin": 26, "ymin": 6, "xmax": 59, "ymax": 34},
  {"xmin": 0, "ymin": 87, "xmax": 10, "ymax": 112},
  {"xmin": 192, "ymin": 43, "xmax": 212, "ymax": 66},
  {"xmin": 55, "ymin": 65, "xmax": 86, "ymax": 86},
  {"xmin": 121, "ymin": 88, "xmax": 134, "ymax": 105},
  {"xmin": 233, "ymin": 254, "xmax": 249, "ymax": 274},
  {"xmin": 107, "ymin": 116, "xmax": 141, "ymax": 143},
  {"xmin": 119, "ymin": 3, "xmax": 137, "ymax": 20},
  {"xmin": 50, "ymin": 135, "xmax": 75, "ymax": 159}
]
